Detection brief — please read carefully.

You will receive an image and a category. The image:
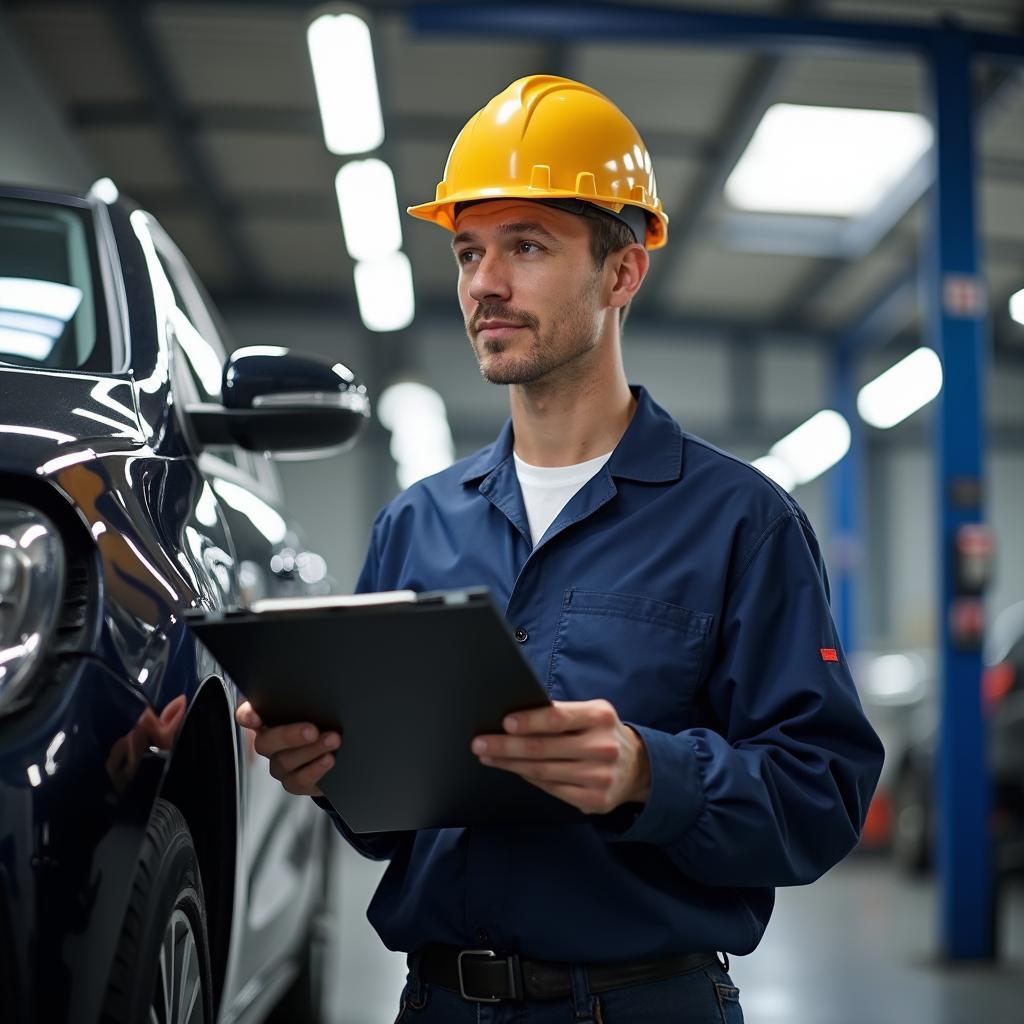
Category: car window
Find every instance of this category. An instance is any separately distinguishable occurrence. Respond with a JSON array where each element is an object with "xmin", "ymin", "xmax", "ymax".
[{"xmin": 0, "ymin": 198, "xmax": 113, "ymax": 372}]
